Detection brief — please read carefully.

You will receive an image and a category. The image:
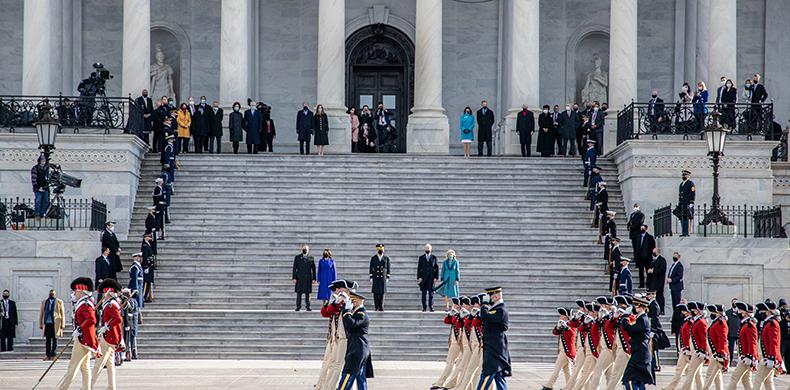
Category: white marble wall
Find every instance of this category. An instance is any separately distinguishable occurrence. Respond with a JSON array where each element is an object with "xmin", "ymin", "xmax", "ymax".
[
  {"xmin": 658, "ymin": 236, "xmax": 790, "ymax": 303},
  {"xmin": 0, "ymin": 231, "xmax": 96, "ymax": 342},
  {"xmin": 0, "ymin": 133, "xmax": 148, "ymax": 238},
  {"xmin": 121, "ymin": 0, "xmax": 150, "ymax": 98},
  {"xmin": 772, "ymin": 162, "xmax": 790, "ymax": 230}
]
